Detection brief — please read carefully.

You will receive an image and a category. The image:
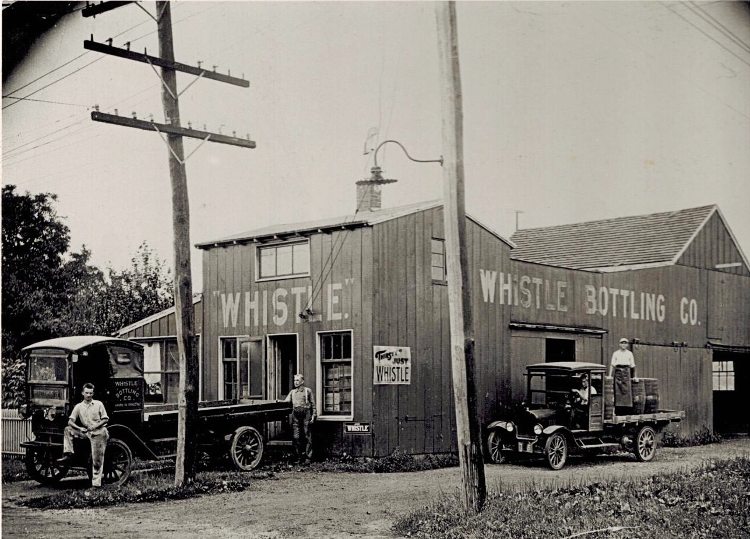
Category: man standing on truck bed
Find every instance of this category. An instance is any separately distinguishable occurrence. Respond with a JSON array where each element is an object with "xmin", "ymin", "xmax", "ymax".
[
  {"xmin": 284, "ymin": 374, "xmax": 316, "ymax": 463},
  {"xmin": 57, "ymin": 383, "xmax": 109, "ymax": 487}
]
